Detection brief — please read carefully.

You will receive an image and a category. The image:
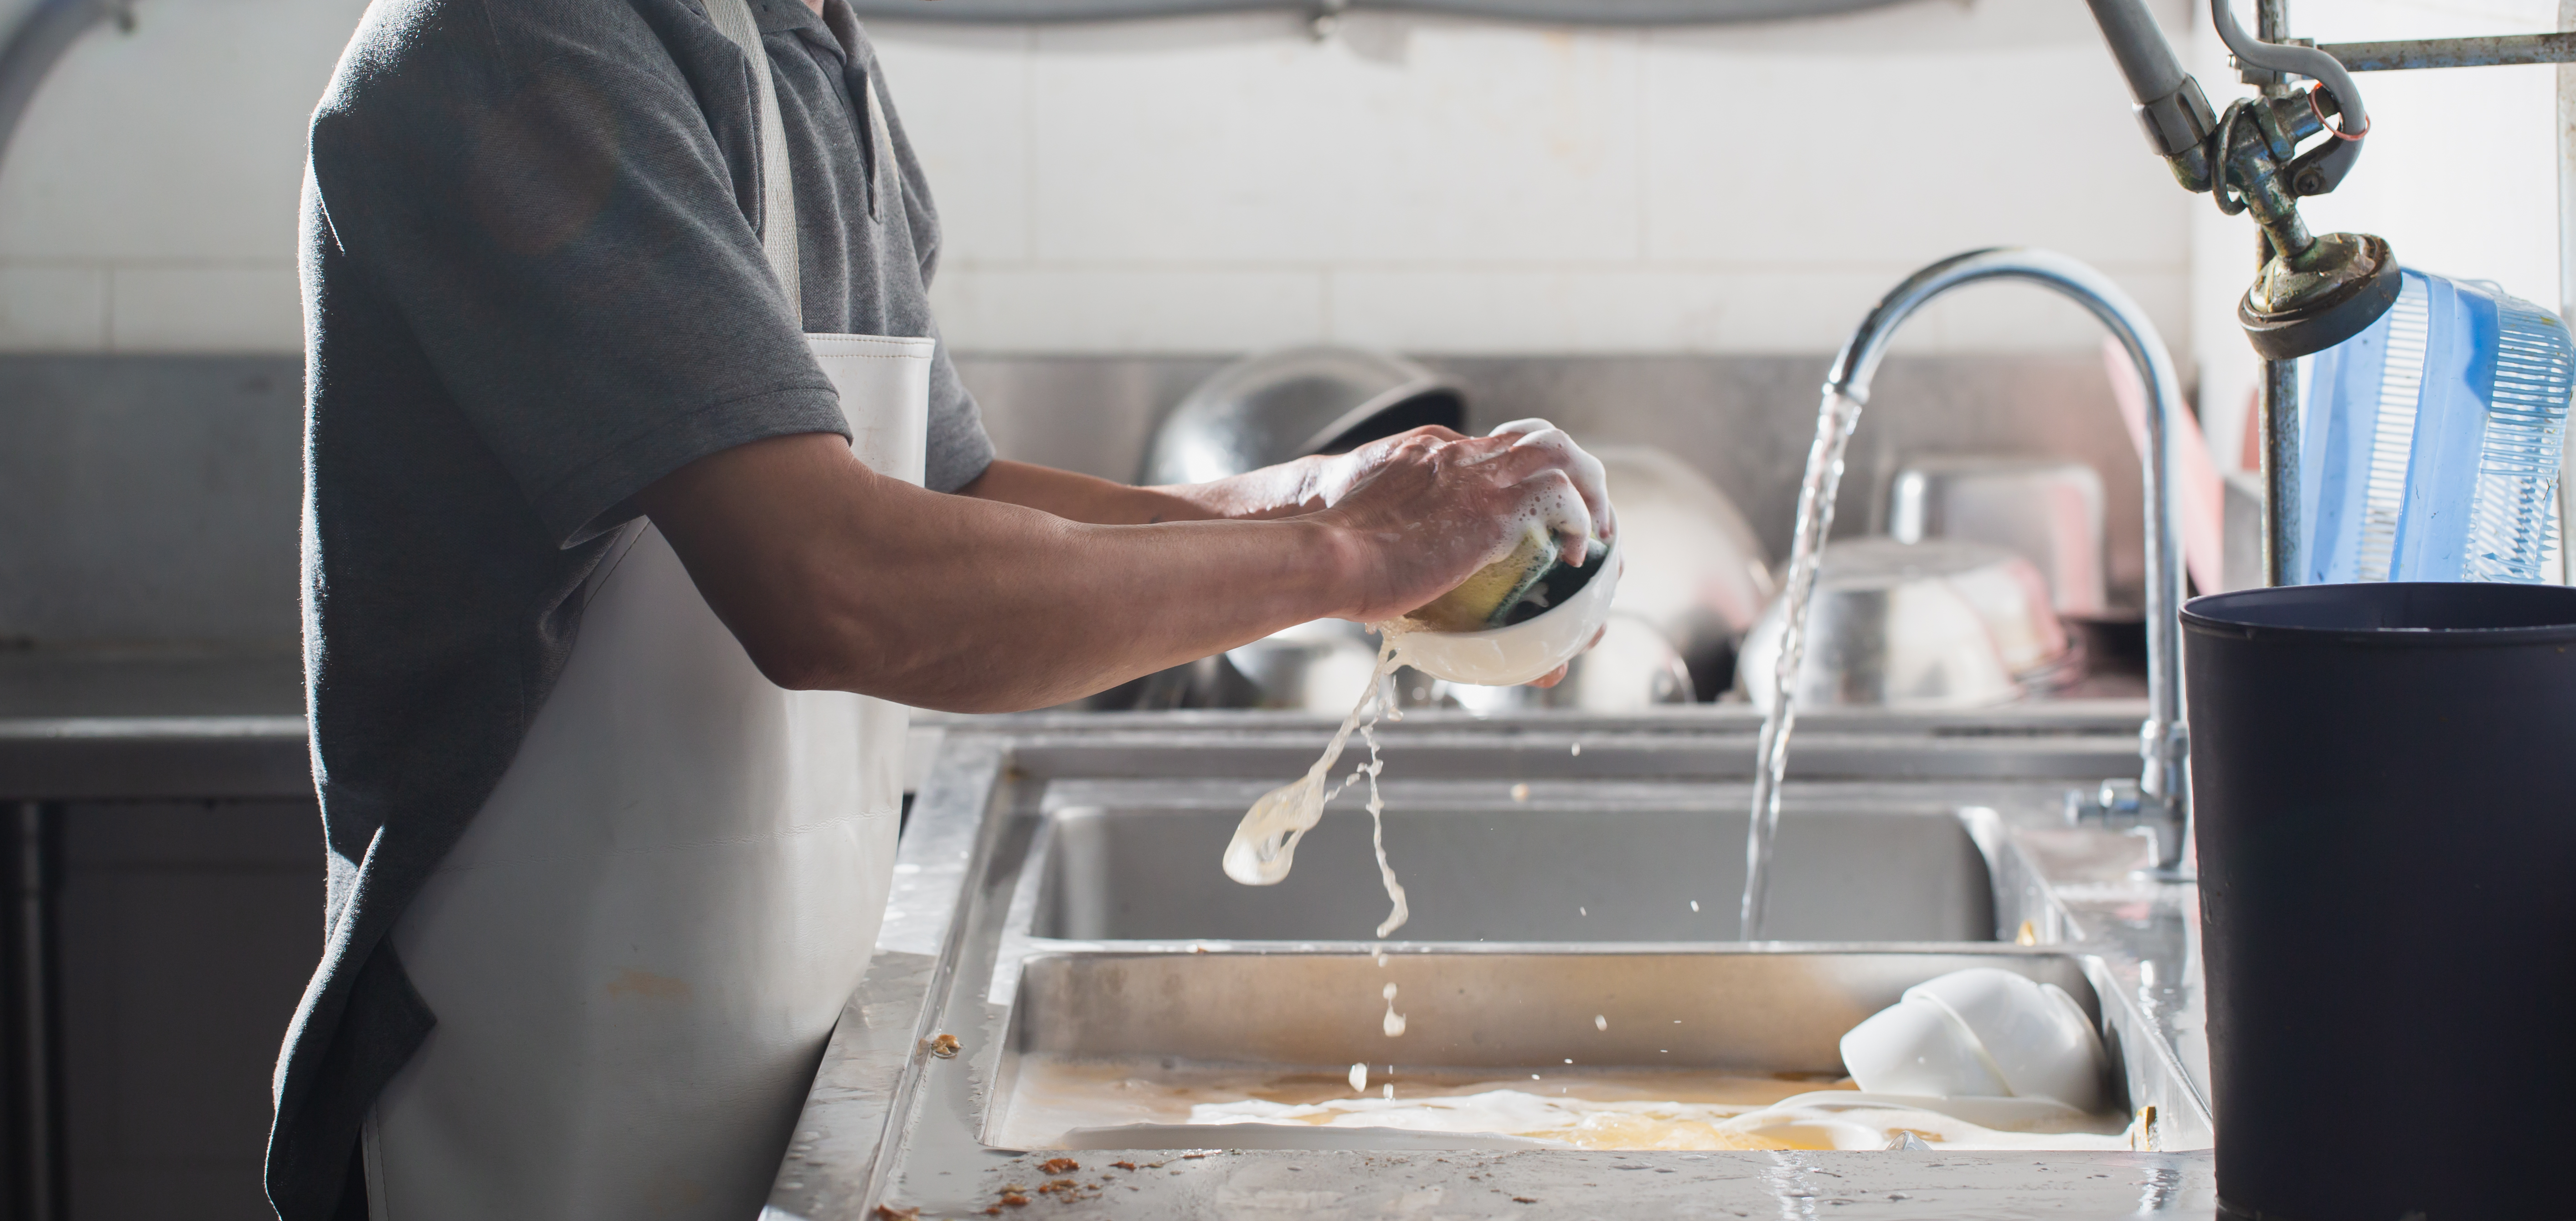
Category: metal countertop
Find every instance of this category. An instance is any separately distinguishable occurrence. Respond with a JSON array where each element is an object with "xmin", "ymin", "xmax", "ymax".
[{"xmin": 0, "ymin": 649, "xmax": 309, "ymax": 800}]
